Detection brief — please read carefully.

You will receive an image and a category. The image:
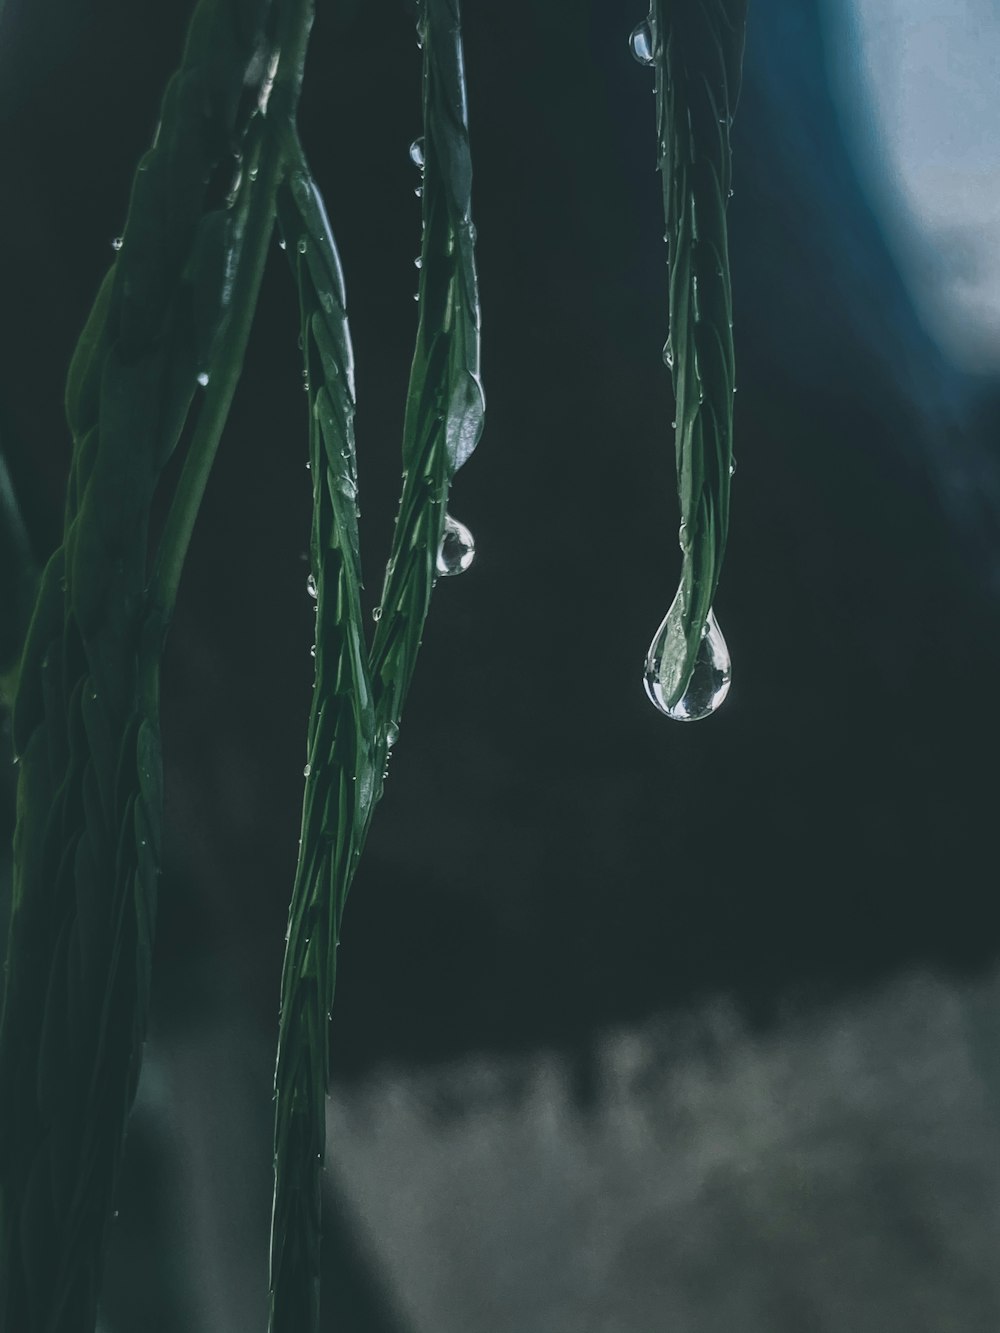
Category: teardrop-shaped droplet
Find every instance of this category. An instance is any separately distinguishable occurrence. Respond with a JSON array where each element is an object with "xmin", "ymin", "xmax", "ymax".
[
  {"xmin": 409, "ymin": 136, "xmax": 425, "ymax": 169},
  {"xmin": 436, "ymin": 514, "xmax": 475, "ymax": 577},
  {"xmin": 662, "ymin": 335, "xmax": 673, "ymax": 368},
  {"xmin": 196, "ymin": 370, "xmax": 210, "ymax": 387},
  {"xmin": 306, "ymin": 573, "xmax": 318, "ymax": 600},
  {"xmin": 644, "ymin": 606, "xmax": 731, "ymax": 722},
  {"xmin": 111, "ymin": 236, "xmax": 123, "ymax": 252},
  {"xmin": 629, "ymin": 19, "xmax": 654, "ymax": 66},
  {"xmin": 385, "ymin": 720, "xmax": 399, "ymax": 750},
  {"xmin": 303, "ymin": 762, "xmax": 312, "ymax": 778}
]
